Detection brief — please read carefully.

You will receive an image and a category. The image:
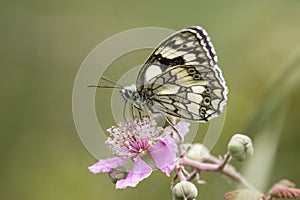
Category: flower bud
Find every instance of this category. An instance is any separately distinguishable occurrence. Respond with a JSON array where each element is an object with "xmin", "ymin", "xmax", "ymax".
[
  {"xmin": 172, "ymin": 181, "xmax": 198, "ymax": 200},
  {"xmin": 228, "ymin": 134, "xmax": 254, "ymax": 161},
  {"xmin": 186, "ymin": 143, "xmax": 210, "ymax": 162},
  {"xmin": 108, "ymin": 167, "xmax": 128, "ymax": 184}
]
